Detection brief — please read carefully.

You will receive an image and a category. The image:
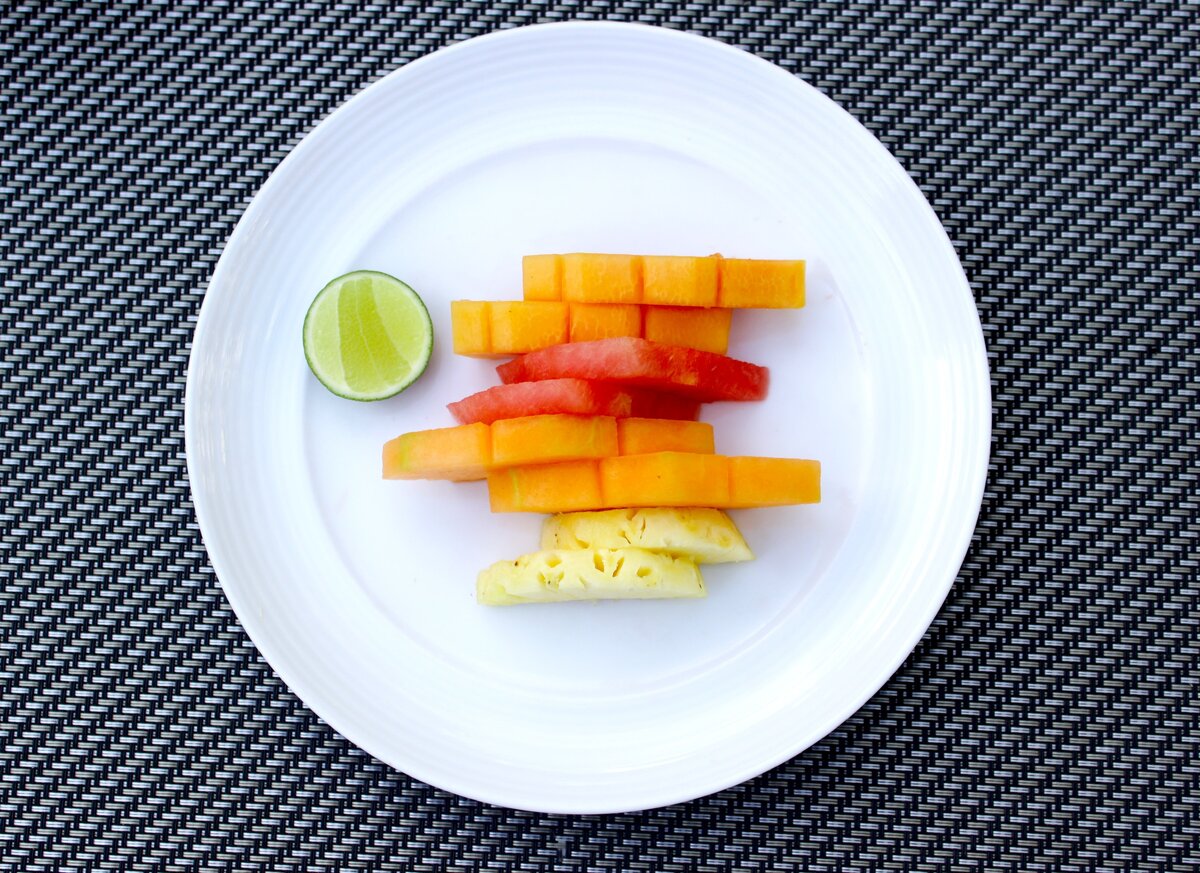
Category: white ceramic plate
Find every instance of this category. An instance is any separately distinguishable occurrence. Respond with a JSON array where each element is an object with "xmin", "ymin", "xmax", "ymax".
[{"xmin": 186, "ymin": 22, "xmax": 990, "ymax": 813}]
